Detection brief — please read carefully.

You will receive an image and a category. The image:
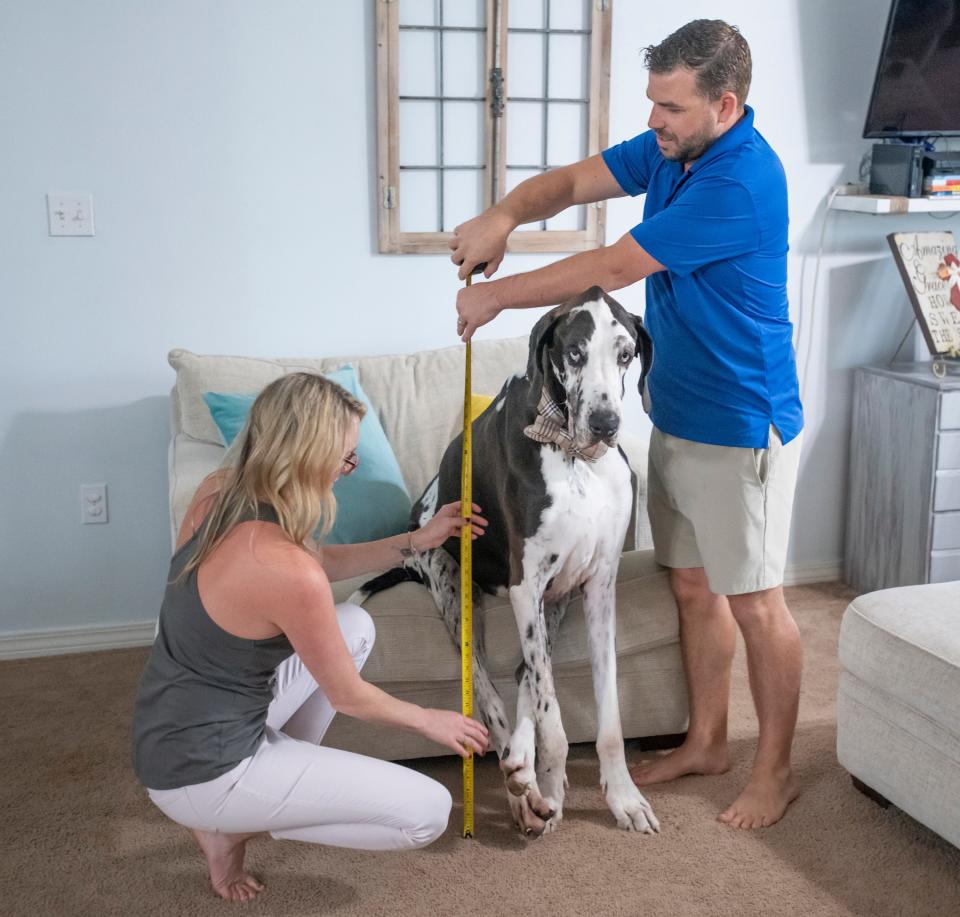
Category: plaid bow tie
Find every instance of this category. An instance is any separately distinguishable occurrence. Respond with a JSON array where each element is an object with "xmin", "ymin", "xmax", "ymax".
[{"xmin": 523, "ymin": 388, "xmax": 609, "ymax": 462}]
